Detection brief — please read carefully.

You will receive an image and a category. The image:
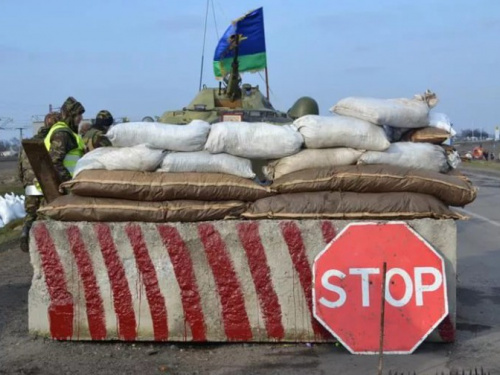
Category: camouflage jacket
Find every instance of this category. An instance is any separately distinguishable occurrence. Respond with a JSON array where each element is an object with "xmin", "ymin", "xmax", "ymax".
[
  {"xmin": 18, "ymin": 127, "xmax": 50, "ymax": 187},
  {"xmin": 82, "ymin": 126, "xmax": 112, "ymax": 152},
  {"xmin": 47, "ymin": 127, "xmax": 79, "ymax": 183}
]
